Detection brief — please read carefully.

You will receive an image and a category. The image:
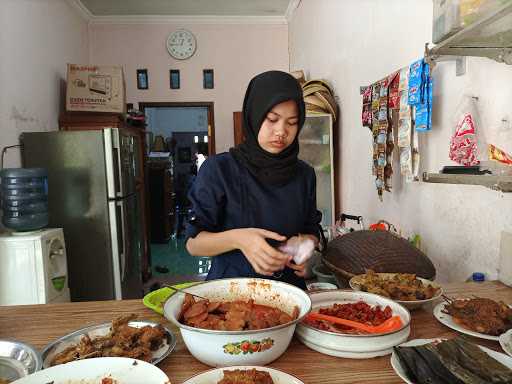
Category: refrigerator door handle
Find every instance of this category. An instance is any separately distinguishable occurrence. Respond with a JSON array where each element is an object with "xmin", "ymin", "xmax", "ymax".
[
  {"xmin": 116, "ymin": 201, "xmax": 127, "ymax": 283},
  {"xmin": 104, "ymin": 128, "xmax": 123, "ymax": 199}
]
